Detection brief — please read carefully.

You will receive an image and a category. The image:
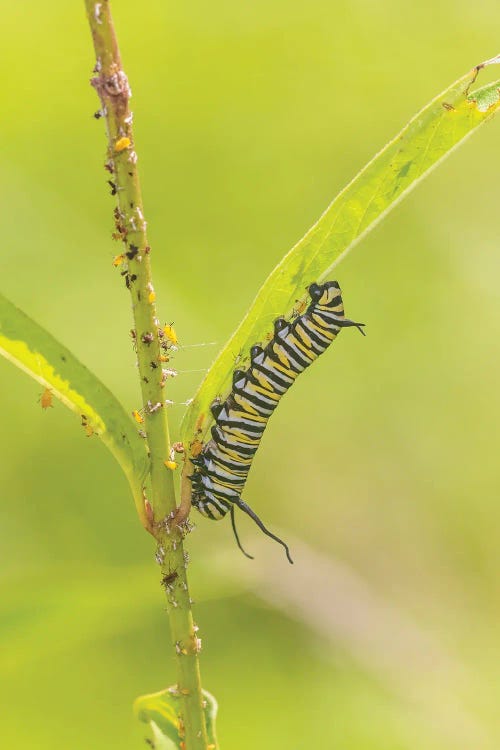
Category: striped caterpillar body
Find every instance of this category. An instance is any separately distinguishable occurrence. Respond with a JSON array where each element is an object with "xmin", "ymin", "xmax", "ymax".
[{"xmin": 190, "ymin": 281, "xmax": 364, "ymax": 562}]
